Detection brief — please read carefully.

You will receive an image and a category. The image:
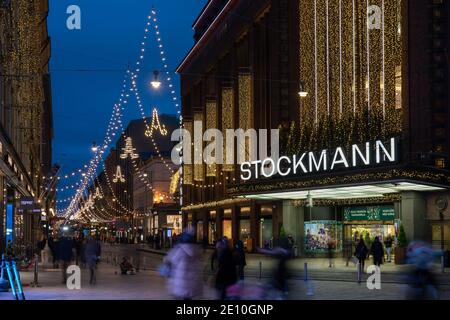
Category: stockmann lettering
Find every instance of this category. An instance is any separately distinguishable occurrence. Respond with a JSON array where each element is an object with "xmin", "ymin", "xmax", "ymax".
[{"xmin": 240, "ymin": 137, "xmax": 398, "ymax": 181}]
